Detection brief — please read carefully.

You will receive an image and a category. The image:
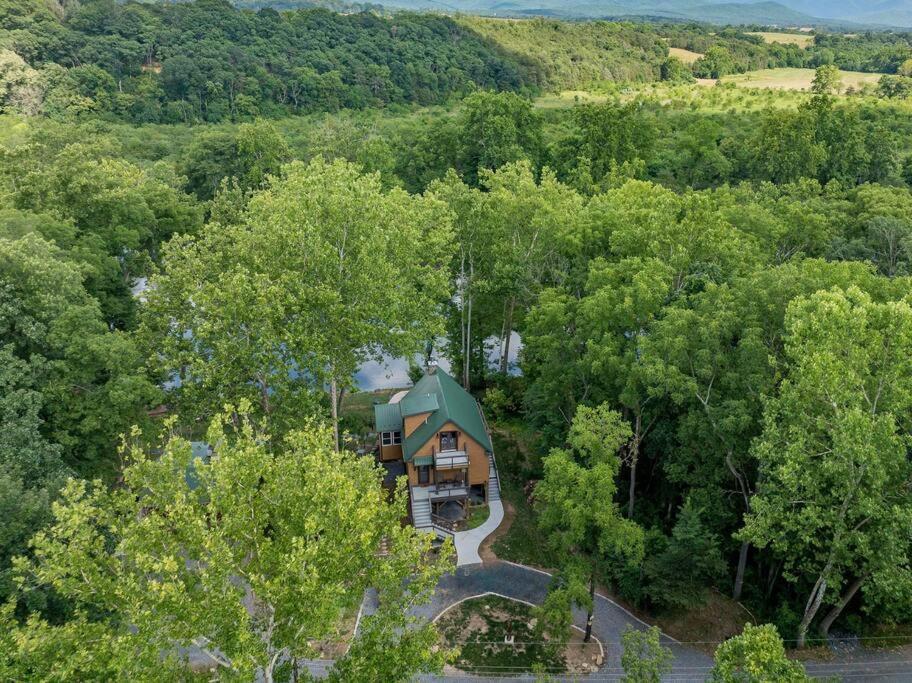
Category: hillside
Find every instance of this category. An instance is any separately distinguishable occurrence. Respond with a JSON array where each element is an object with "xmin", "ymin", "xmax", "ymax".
[
  {"xmin": 456, "ymin": 16, "xmax": 669, "ymax": 88},
  {"xmin": 0, "ymin": 0, "xmax": 537, "ymax": 121}
]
